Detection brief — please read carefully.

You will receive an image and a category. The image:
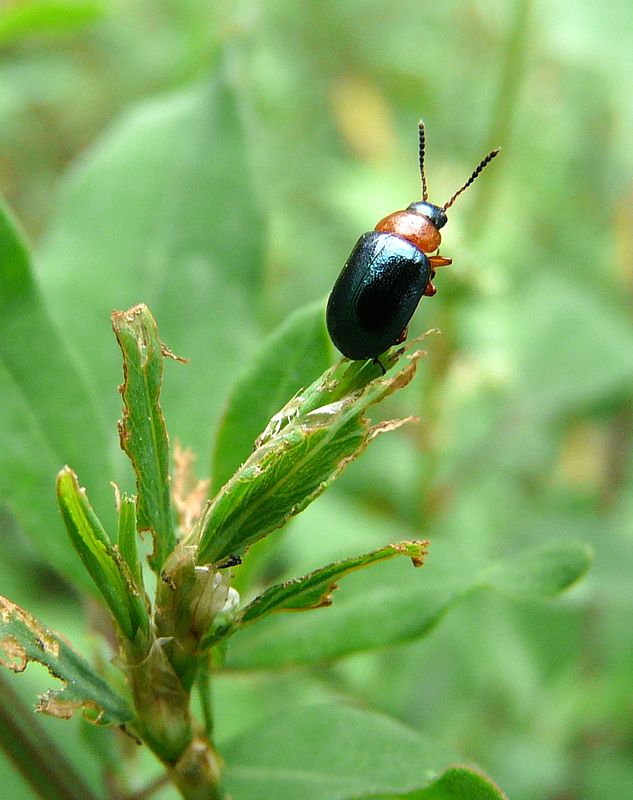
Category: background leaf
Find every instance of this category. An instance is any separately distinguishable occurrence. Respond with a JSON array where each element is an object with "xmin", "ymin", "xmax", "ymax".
[
  {"xmin": 0, "ymin": 199, "xmax": 108, "ymax": 583},
  {"xmin": 371, "ymin": 767, "xmax": 507, "ymax": 799},
  {"xmin": 222, "ymin": 704, "xmax": 455, "ymax": 800},
  {"xmin": 483, "ymin": 540, "xmax": 593, "ymax": 599},
  {"xmin": 0, "ymin": 672, "xmax": 103, "ymax": 800},
  {"xmin": 0, "ymin": 3, "xmax": 105, "ymax": 47},
  {"xmin": 211, "ymin": 298, "xmax": 332, "ymax": 493},
  {"xmin": 35, "ymin": 65, "xmax": 265, "ymax": 476}
]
